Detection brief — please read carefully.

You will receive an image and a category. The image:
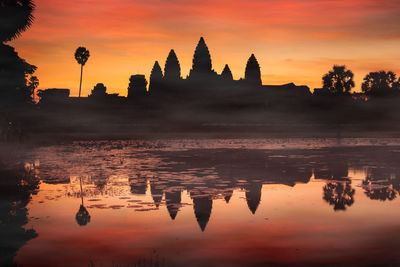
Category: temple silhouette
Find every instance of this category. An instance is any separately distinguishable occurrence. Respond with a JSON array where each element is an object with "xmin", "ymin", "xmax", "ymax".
[
  {"xmin": 27, "ymin": 36, "xmax": 400, "ymax": 138},
  {"xmin": 38, "ymin": 37, "xmax": 310, "ymax": 110},
  {"xmin": 30, "ymin": 37, "xmax": 321, "ymax": 137}
]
